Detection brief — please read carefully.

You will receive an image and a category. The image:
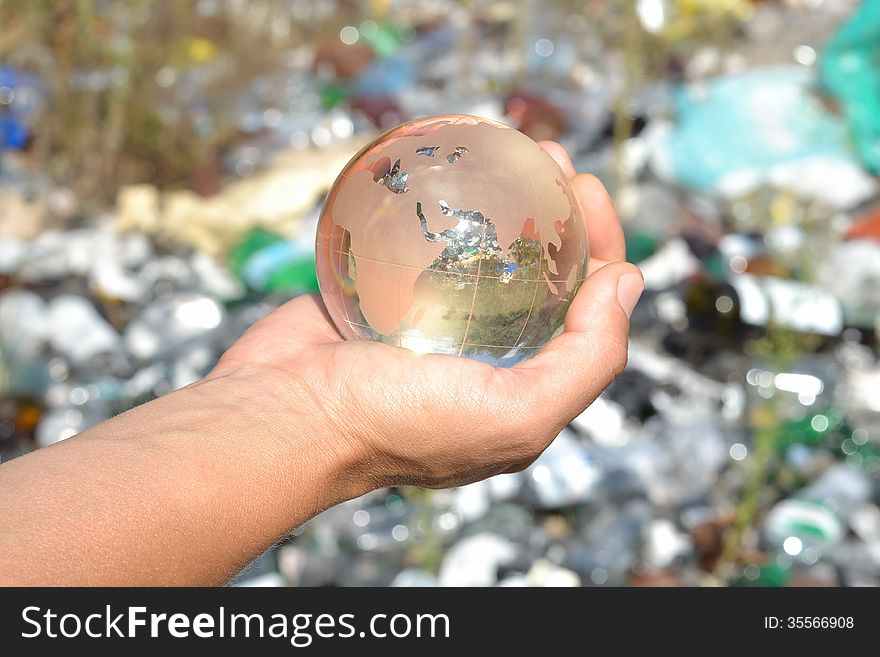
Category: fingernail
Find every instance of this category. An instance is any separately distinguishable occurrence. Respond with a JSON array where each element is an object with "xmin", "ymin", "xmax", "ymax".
[{"xmin": 617, "ymin": 273, "xmax": 644, "ymax": 318}]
